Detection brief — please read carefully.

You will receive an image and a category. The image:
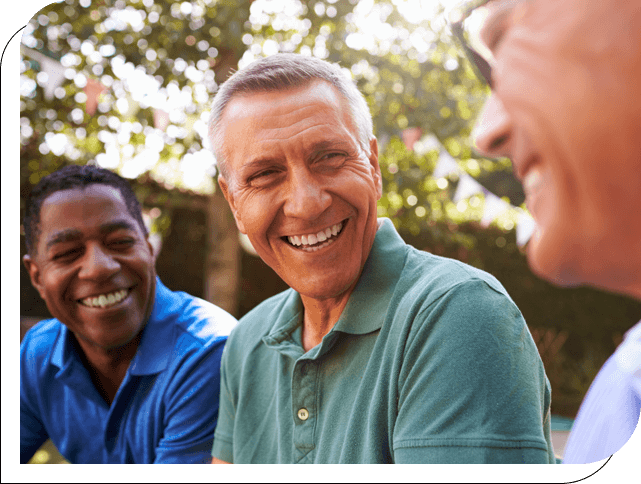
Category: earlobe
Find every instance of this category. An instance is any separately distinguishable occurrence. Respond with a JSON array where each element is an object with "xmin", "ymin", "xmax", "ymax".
[
  {"xmin": 218, "ymin": 175, "xmax": 246, "ymax": 234},
  {"xmin": 146, "ymin": 236, "xmax": 158, "ymax": 261}
]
